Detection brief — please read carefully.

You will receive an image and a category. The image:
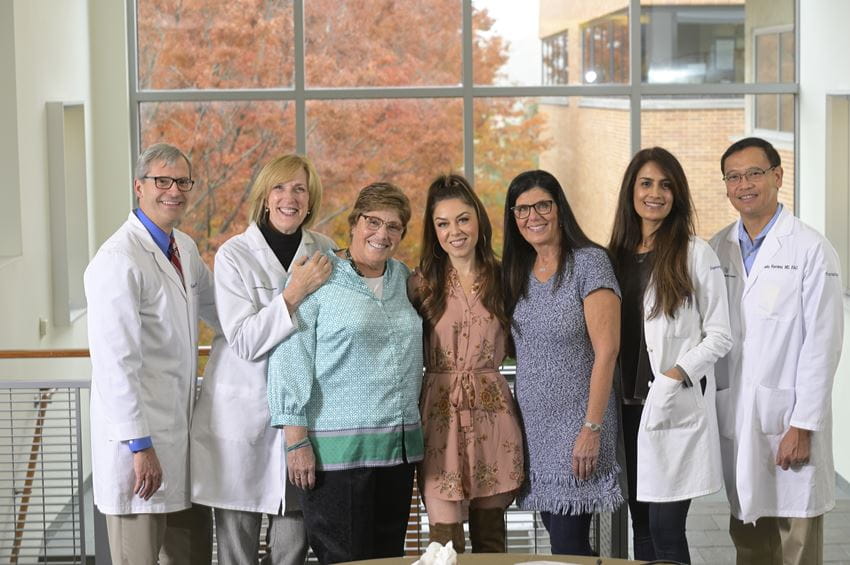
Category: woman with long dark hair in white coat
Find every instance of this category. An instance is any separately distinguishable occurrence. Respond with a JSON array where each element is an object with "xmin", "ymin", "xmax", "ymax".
[
  {"xmin": 608, "ymin": 147, "xmax": 732, "ymax": 563},
  {"xmin": 190, "ymin": 154, "xmax": 334, "ymax": 565}
]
